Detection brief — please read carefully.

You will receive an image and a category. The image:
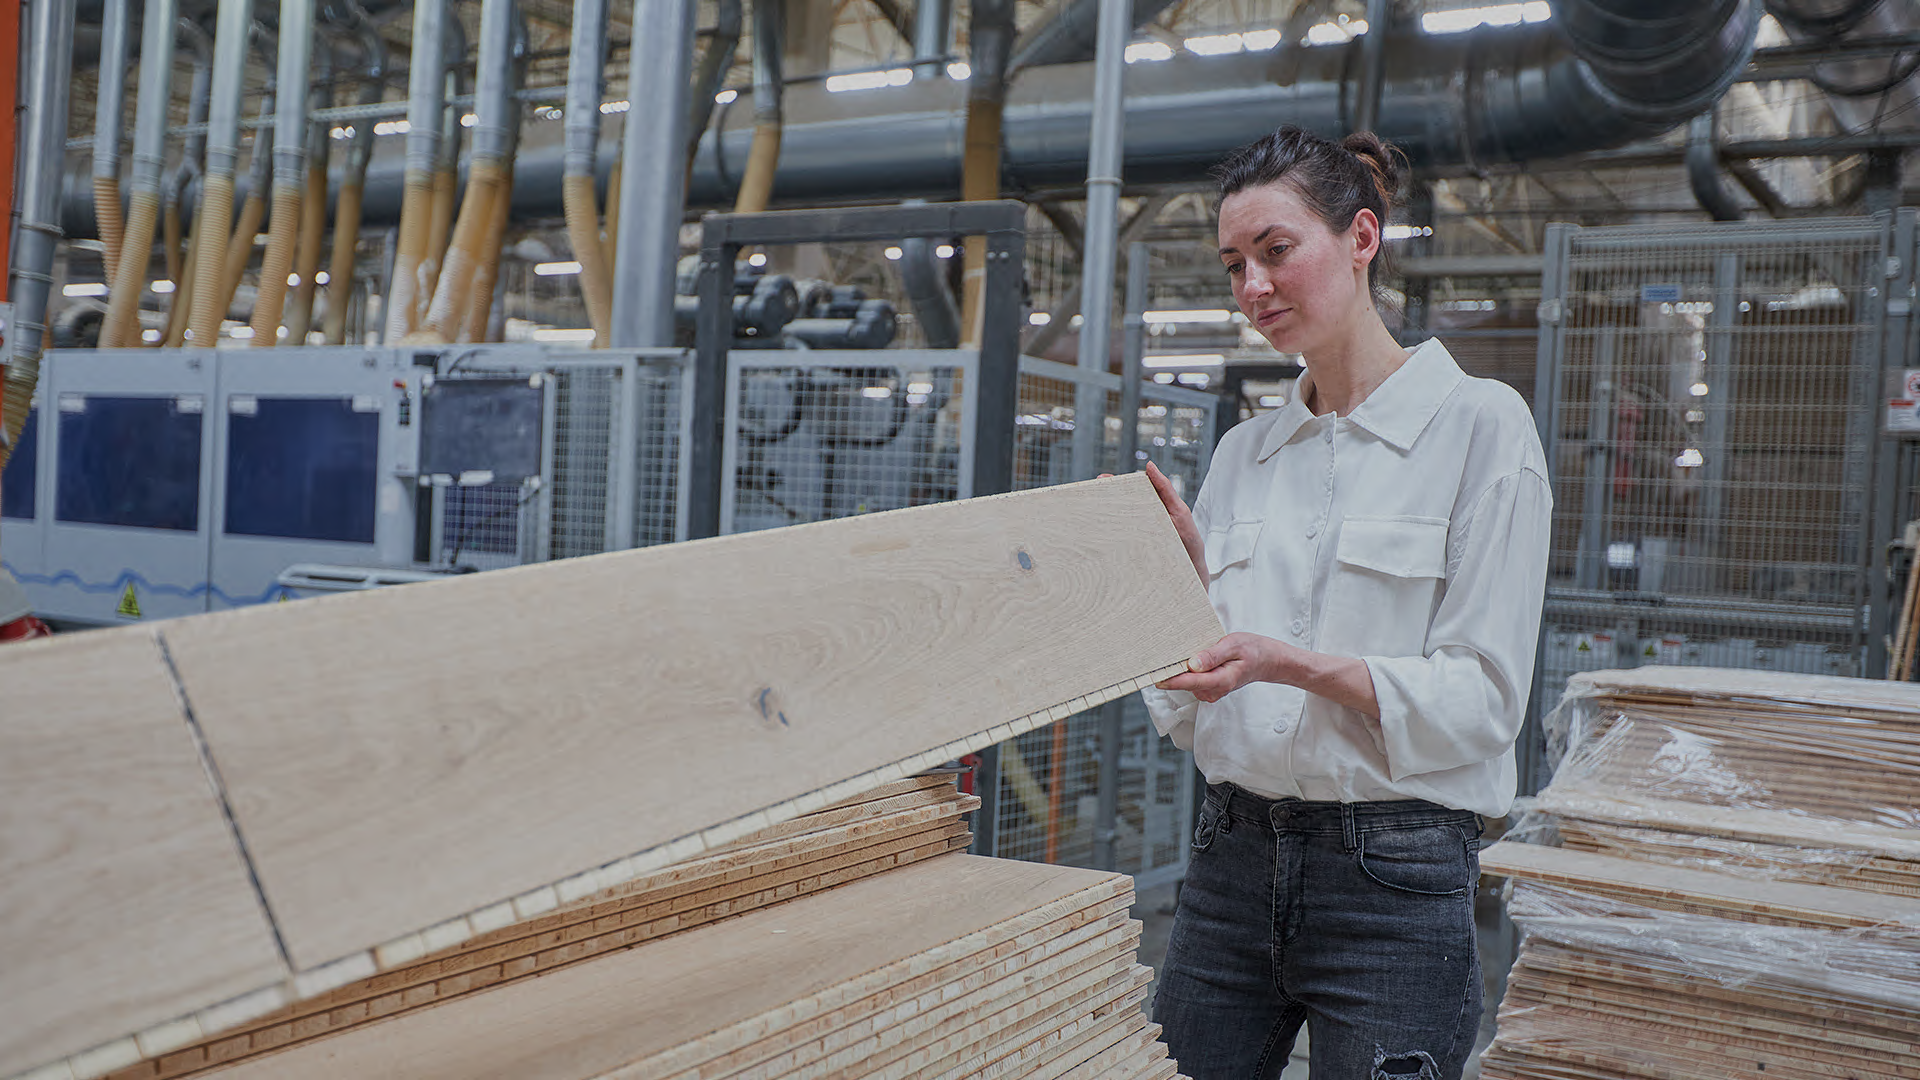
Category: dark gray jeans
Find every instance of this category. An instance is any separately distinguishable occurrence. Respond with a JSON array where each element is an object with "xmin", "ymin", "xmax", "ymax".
[{"xmin": 1154, "ymin": 783, "xmax": 1483, "ymax": 1080}]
